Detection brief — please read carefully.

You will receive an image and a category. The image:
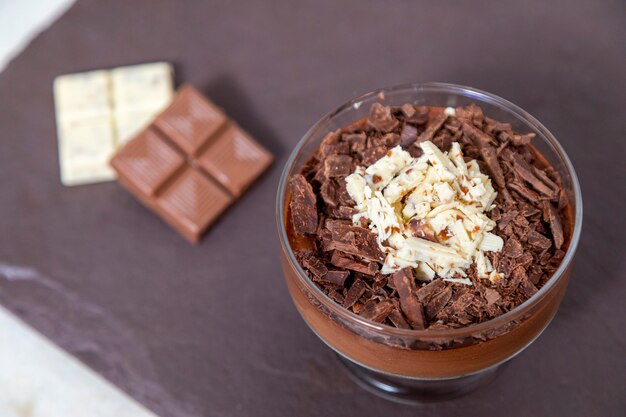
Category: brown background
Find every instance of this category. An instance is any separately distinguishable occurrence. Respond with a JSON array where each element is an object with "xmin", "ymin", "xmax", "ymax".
[{"xmin": 0, "ymin": 1, "xmax": 624, "ymax": 416}]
